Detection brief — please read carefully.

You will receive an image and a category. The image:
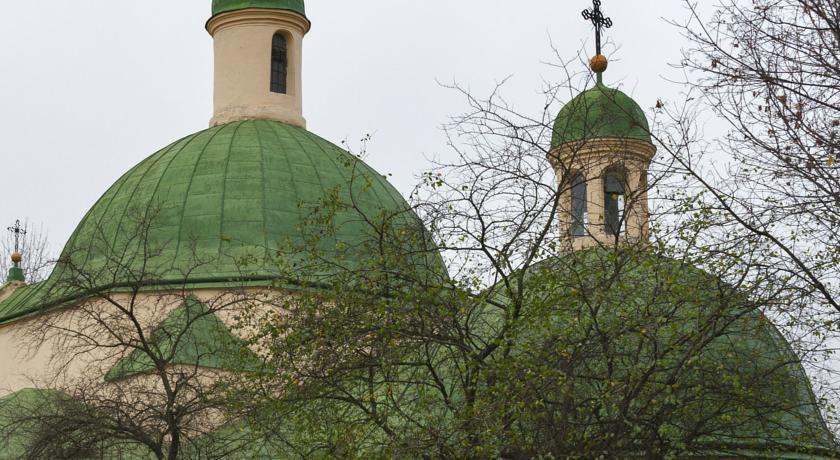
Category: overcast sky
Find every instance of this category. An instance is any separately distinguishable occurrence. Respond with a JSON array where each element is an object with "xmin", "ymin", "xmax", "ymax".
[{"xmin": 0, "ymin": 0, "xmax": 707, "ymax": 257}]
